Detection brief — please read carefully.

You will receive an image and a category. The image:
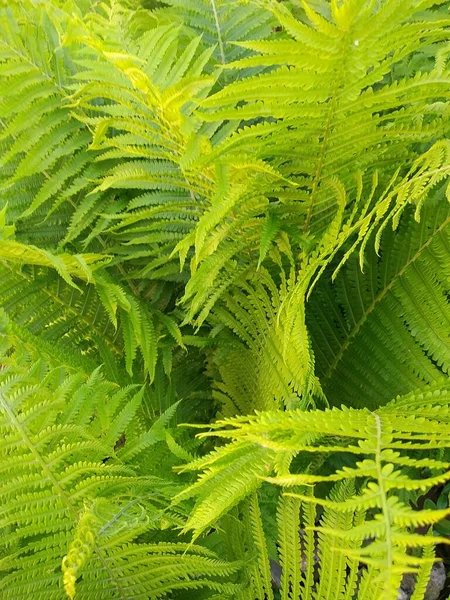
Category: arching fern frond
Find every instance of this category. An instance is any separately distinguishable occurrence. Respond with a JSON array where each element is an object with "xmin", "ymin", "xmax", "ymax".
[
  {"xmin": 199, "ymin": 0, "xmax": 450, "ymax": 224},
  {"xmin": 176, "ymin": 384, "xmax": 450, "ymax": 598},
  {"xmin": 166, "ymin": 0, "xmax": 450, "ymax": 324}
]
